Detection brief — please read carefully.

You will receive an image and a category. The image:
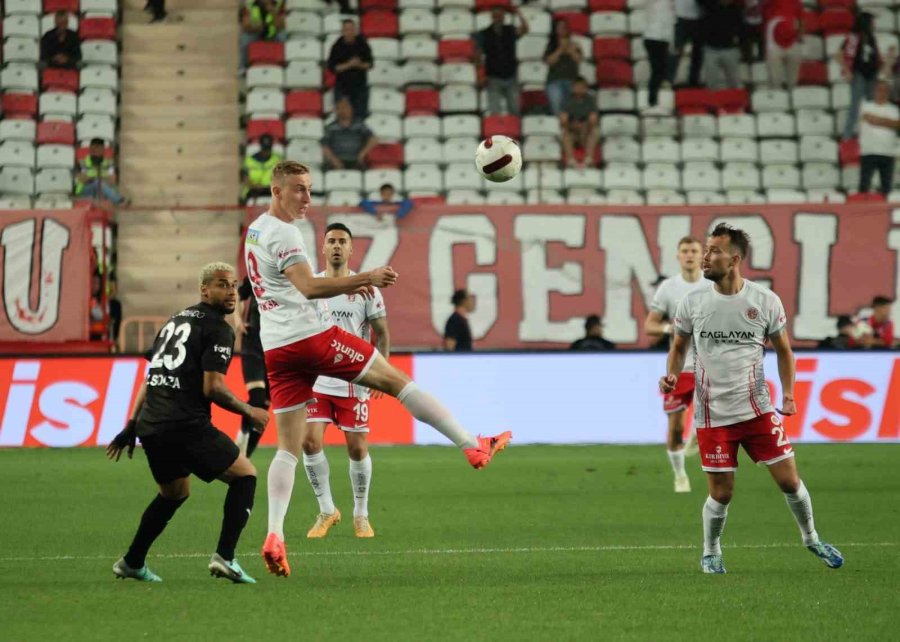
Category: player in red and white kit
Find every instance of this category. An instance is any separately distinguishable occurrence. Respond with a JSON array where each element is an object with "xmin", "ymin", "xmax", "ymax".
[
  {"xmin": 303, "ymin": 222, "xmax": 389, "ymax": 540},
  {"xmin": 645, "ymin": 236, "xmax": 709, "ymax": 493},
  {"xmin": 660, "ymin": 223, "xmax": 843, "ymax": 574},
  {"xmin": 244, "ymin": 161, "xmax": 511, "ymax": 577}
]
